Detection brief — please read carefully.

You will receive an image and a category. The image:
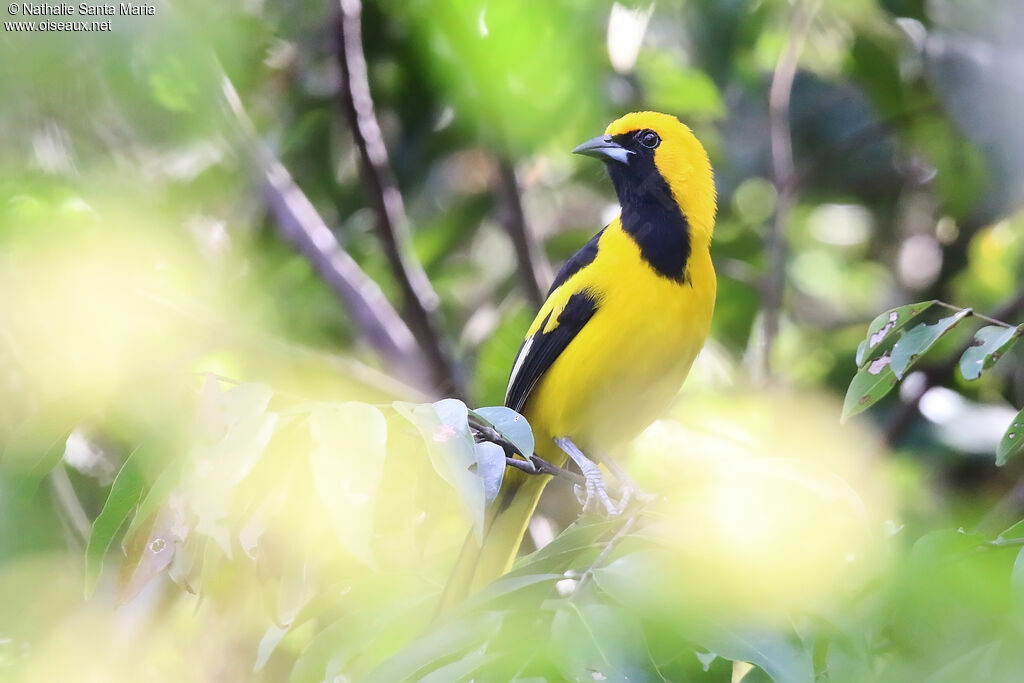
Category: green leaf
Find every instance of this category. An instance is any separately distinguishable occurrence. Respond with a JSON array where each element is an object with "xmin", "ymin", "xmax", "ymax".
[
  {"xmin": 890, "ymin": 308, "xmax": 973, "ymax": 379},
  {"xmin": 362, "ymin": 611, "xmax": 503, "ymax": 683},
  {"xmin": 855, "ymin": 301, "xmax": 937, "ymax": 367},
  {"xmin": 997, "ymin": 519, "xmax": 1024, "ymax": 544},
  {"xmin": 550, "ymin": 602, "xmax": 648, "ymax": 682},
  {"xmin": 308, "ymin": 403, "xmax": 388, "ymax": 566},
  {"xmin": 473, "ymin": 441, "xmax": 506, "ymax": 505},
  {"xmin": 959, "ymin": 324, "xmax": 1023, "ymax": 381},
  {"xmin": 694, "ymin": 626, "xmax": 814, "ymax": 683},
  {"xmin": 123, "ymin": 456, "xmax": 188, "ymax": 543},
  {"xmin": 393, "ymin": 399, "xmax": 486, "ymax": 540},
  {"xmin": 1013, "ymin": 546, "xmax": 1024, "ymax": 626},
  {"xmin": 842, "ymin": 353, "xmax": 898, "ymax": 421},
  {"xmin": 996, "ymin": 407, "xmax": 1024, "ymax": 467},
  {"xmin": 85, "ymin": 445, "xmax": 148, "ymax": 594},
  {"xmin": 471, "ymin": 406, "xmax": 535, "ymax": 457}
]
